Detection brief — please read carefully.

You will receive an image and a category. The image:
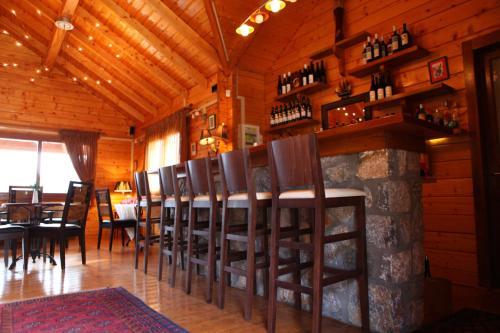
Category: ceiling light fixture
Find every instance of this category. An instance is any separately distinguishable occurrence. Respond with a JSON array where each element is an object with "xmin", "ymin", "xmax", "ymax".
[
  {"xmin": 15, "ymin": 41, "xmax": 22, "ymax": 47},
  {"xmin": 249, "ymin": 9, "xmax": 269, "ymax": 24},
  {"xmin": 72, "ymin": 77, "xmax": 77, "ymax": 81},
  {"xmin": 2, "ymin": 30, "xmax": 8, "ymax": 35},
  {"xmin": 78, "ymin": 47, "xmax": 83, "ymax": 52},
  {"xmin": 83, "ymin": 76, "xmax": 88, "ymax": 80},
  {"xmin": 12, "ymin": 63, "xmax": 18, "ymax": 67},
  {"xmin": 236, "ymin": 0, "xmax": 296, "ymax": 37},
  {"xmin": 36, "ymin": 9, "xmax": 42, "ymax": 15},
  {"xmin": 36, "ymin": 69, "xmax": 41, "ymax": 74},
  {"xmin": 11, "ymin": 10, "xmax": 16, "ymax": 16},
  {"xmin": 236, "ymin": 23, "xmax": 255, "ymax": 37},
  {"xmin": 24, "ymin": 34, "xmax": 29, "ymax": 39},
  {"xmin": 96, "ymin": 80, "xmax": 100, "ymax": 85},
  {"xmin": 54, "ymin": 17, "xmax": 74, "ymax": 31},
  {"xmin": 30, "ymin": 78, "xmax": 35, "ymax": 82},
  {"xmin": 95, "ymin": 23, "xmax": 100, "ymax": 28},
  {"xmin": 265, "ymin": 0, "xmax": 286, "ymax": 13}
]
